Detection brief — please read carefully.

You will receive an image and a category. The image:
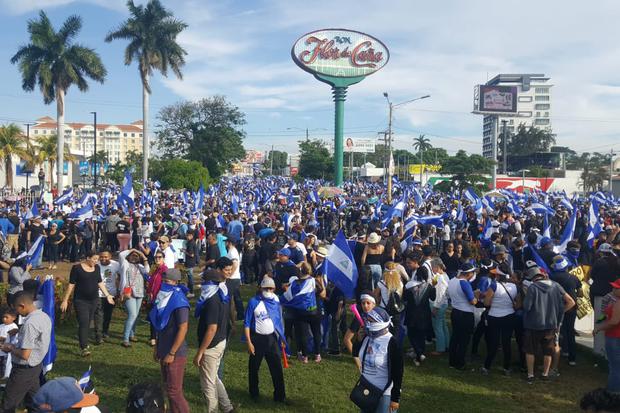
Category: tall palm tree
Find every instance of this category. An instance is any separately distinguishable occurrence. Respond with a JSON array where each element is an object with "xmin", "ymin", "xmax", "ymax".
[
  {"xmin": 0, "ymin": 124, "xmax": 27, "ymax": 189},
  {"xmin": 413, "ymin": 134, "xmax": 432, "ymax": 182},
  {"xmin": 35, "ymin": 134, "xmax": 76, "ymax": 189},
  {"xmin": 11, "ymin": 11, "xmax": 107, "ymax": 189},
  {"xmin": 105, "ymin": 0, "xmax": 187, "ymax": 183}
]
